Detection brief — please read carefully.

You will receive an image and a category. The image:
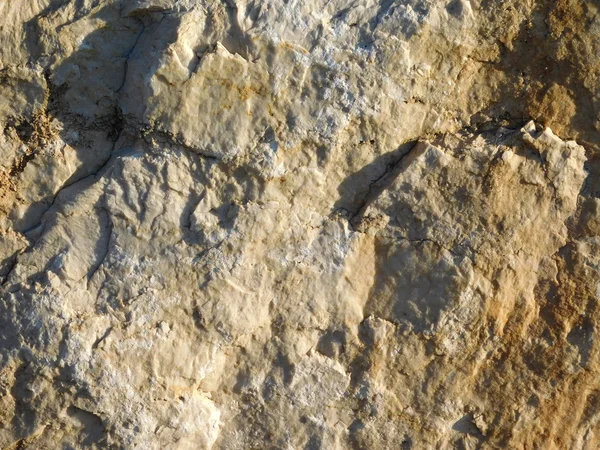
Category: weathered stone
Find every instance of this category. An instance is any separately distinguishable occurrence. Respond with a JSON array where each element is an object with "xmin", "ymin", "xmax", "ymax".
[{"xmin": 1, "ymin": 1, "xmax": 600, "ymax": 449}]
